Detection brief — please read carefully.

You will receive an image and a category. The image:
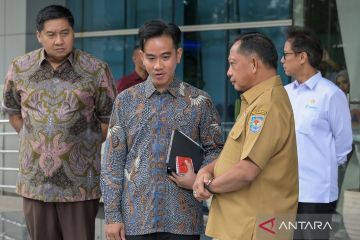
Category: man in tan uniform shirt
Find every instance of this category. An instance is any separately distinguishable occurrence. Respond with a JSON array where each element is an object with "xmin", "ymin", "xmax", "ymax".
[{"xmin": 193, "ymin": 33, "xmax": 298, "ymax": 240}]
